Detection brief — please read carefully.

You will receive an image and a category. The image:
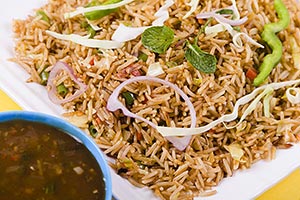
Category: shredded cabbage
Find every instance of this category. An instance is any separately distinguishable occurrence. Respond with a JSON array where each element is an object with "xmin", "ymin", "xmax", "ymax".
[
  {"xmin": 225, "ymin": 86, "xmax": 274, "ymax": 129},
  {"xmin": 218, "ymin": 21, "xmax": 264, "ymax": 49},
  {"xmin": 146, "ymin": 62, "xmax": 165, "ymax": 77},
  {"xmin": 263, "ymin": 89, "xmax": 273, "ymax": 117},
  {"xmin": 157, "ymin": 79, "xmax": 300, "ymax": 137},
  {"xmin": 112, "ymin": 0, "xmax": 174, "ymax": 42},
  {"xmin": 183, "ymin": 0, "xmax": 200, "ymax": 19},
  {"xmin": 46, "ymin": 30, "xmax": 123, "ymax": 49},
  {"xmin": 64, "ymin": 0, "xmax": 134, "ymax": 19},
  {"xmin": 224, "ymin": 144, "xmax": 244, "ymax": 161},
  {"xmin": 204, "ymin": 24, "xmax": 226, "ymax": 35},
  {"xmin": 87, "ymin": 19, "xmax": 102, "ymax": 31}
]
